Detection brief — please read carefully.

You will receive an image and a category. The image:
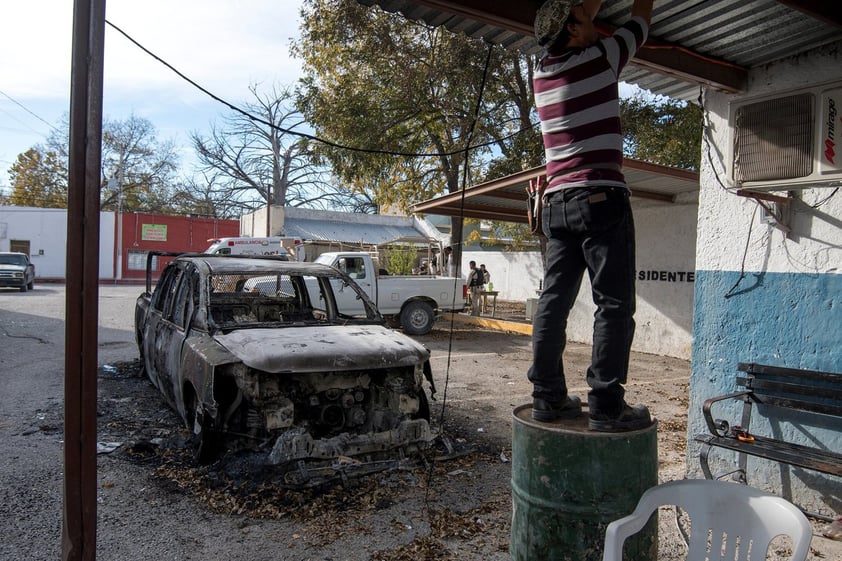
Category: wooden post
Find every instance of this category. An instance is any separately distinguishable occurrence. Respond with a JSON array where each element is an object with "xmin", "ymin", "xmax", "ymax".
[{"xmin": 64, "ymin": 0, "xmax": 105, "ymax": 559}]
